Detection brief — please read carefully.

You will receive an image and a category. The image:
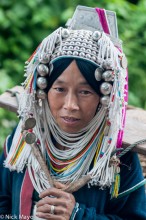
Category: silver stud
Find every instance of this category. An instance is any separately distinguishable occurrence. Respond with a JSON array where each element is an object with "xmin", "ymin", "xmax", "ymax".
[
  {"xmin": 79, "ymin": 52, "xmax": 85, "ymax": 57},
  {"xmin": 92, "ymin": 56, "xmax": 96, "ymax": 61},
  {"xmin": 74, "ymin": 46, "xmax": 80, "ymax": 50},
  {"xmin": 92, "ymin": 51, "xmax": 96, "ymax": 55},
  {"xmin": 62, "ymin": 51, "xmax": 67, "ymax": 55},
  {"xmin": 87, "ymin": 49, "xmax": 91, "ymax": 53},
  {"xmin": 76, "ymin": 42, "xmax": 81, "ymax": 46},
  {"xmin": 100, "ymin": 96, "xmax": 110, "ymax": 106},
  {"xmin": 102, "ymin": 70, "xmax": 114, "ymax": 81},
  {"xmin": 37, "ymin": 64, "xmax": 49, "ymax": 77},
  {"xmin": 100, "ymin": 82, "xmax": 112, "ymax": 95},
  {"xmin": 63, "ymin": 46, "xmax": 67, "ymax": 50},
  {"xmin": 61, "ymin": 28, "xmax": 70, "ymax": 38},
  {"xmin": 37, "ymin": 77, "xmax": 47, "ymax": 89},
  {"xmin": 36, "ymin": 89, "xmax": 47, "ymax": 99},
  {"xmin": 86, "ymin": 54, "xmax": 91, "ymax": 59},
  {"xmin": 69, "ymin": 46, "xmax": 73, "ymax": 50},
  {"xmin": 81, "ymin": 47, "xmax": 86, "ymax": 51},
  {"xmin": 67, "ymin": 51, "xmax": 72, "ymax": 55},
  {"xmin": 92, "ymin": 31, "xmax": 101, "ymax": 41},
  {"xmin": 83, "ymin": 39, "xmax": 87, "ymax": 42},
  {"xmin": 73, "ymin": 51, "xmax": 79, "ymax": 56},
  {"xmin": 95, "ymin": 68, "xmax": 103, "ymax": 81},
  {"xmin": 82, "ymin": 43, "xmax": 86, "ymax": 47}
]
